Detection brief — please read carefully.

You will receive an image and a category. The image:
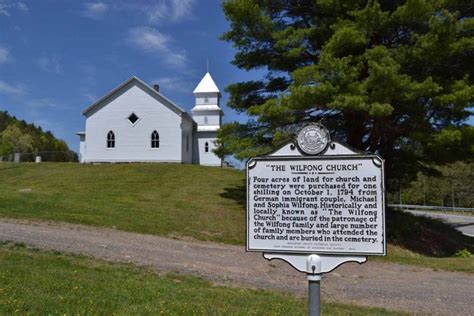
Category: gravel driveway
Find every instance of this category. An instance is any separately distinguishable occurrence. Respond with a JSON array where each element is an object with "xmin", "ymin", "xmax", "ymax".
[{"xmin": 0, "ymin": 219, "xmax": 473, "ymax": 315}]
